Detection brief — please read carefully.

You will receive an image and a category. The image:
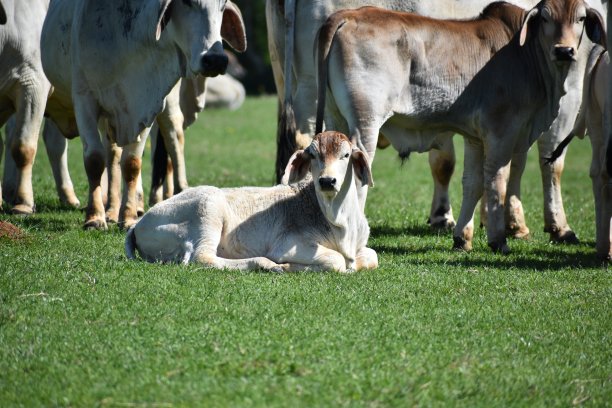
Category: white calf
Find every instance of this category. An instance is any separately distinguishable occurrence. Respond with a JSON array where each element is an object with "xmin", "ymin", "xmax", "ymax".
[{"xmin": 126, "ymin": 131, "xmax": 377, "ymax": 272}]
